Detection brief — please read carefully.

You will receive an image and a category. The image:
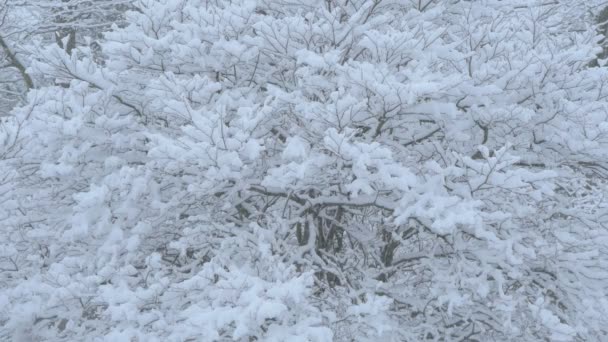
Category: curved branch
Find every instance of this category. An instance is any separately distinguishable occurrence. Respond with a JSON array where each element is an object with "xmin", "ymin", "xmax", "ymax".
[{"xmin": 0, "ymin": 35, "xmax": 33, "ymax": 90}]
